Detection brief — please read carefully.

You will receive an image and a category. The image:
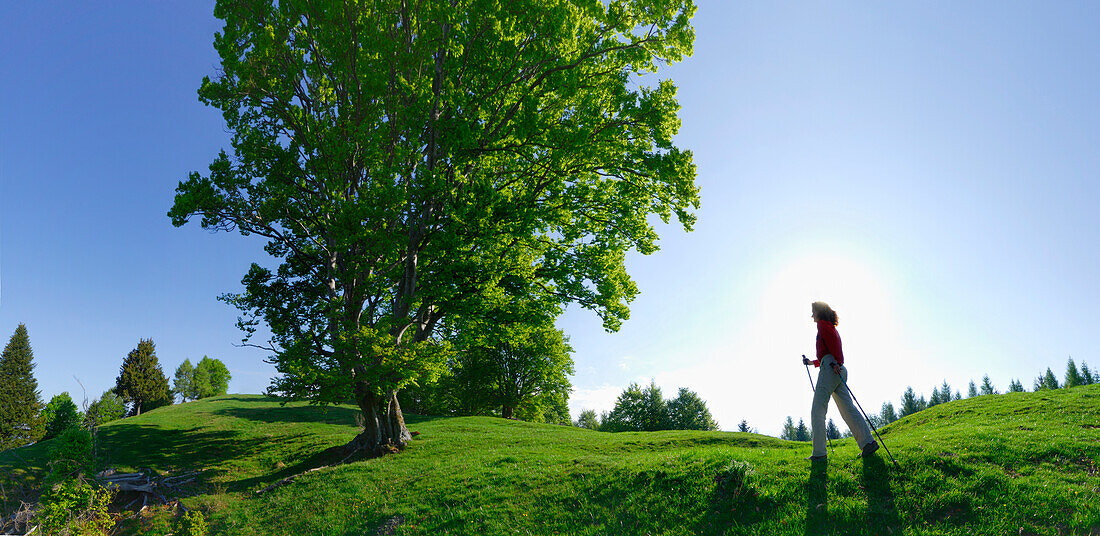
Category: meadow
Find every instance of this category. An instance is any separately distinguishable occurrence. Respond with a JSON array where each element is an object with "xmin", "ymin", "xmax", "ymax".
[{"xmin": 2, "ymin": 386, "xmax": 1098, "ymax": 535}]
